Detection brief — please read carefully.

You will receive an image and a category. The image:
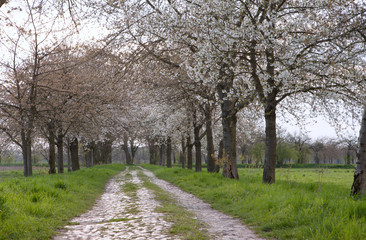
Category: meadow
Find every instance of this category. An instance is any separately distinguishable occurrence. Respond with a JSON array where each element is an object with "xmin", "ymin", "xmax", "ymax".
[
  {"xmin": 143, "ymin": 164, "xmax": 364, "ymax": 240},
  {"xmin": 0, "ymin": 164, "xmax": 125, "ymax": 240}
]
